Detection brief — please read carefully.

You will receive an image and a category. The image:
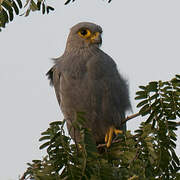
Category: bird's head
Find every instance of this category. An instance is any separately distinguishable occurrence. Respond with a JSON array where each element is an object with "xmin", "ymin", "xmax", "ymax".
[{"xmin": 66, "ymin": 22, "xmax": 103, "ymax": 50}]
